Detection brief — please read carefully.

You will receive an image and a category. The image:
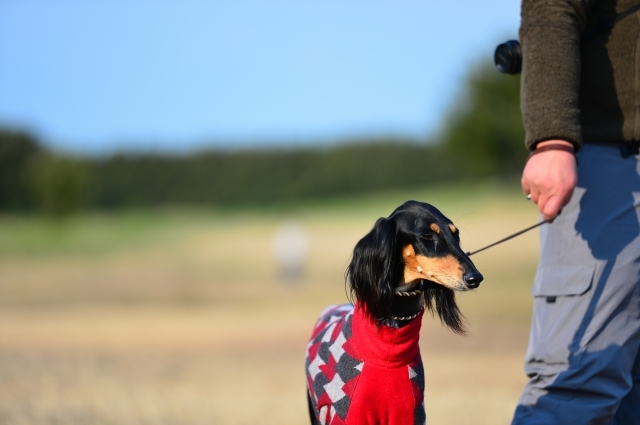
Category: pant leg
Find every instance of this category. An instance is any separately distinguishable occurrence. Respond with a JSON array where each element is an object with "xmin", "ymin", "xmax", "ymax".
[
  {"xmin": 512, "ymin": 145, "xmax": 640, "ymax": 425},
  {"xmin": 612, "ymin": 346, "xmax": 640, "ymax": 424}
]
